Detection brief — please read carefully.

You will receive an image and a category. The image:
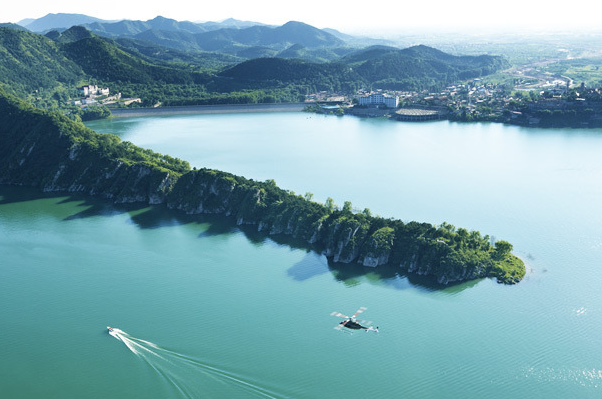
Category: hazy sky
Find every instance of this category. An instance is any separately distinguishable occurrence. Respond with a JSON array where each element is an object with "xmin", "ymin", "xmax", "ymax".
[{"xmin": 4, "ymin": 0, "xmax": 600, "ymax": 34}]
